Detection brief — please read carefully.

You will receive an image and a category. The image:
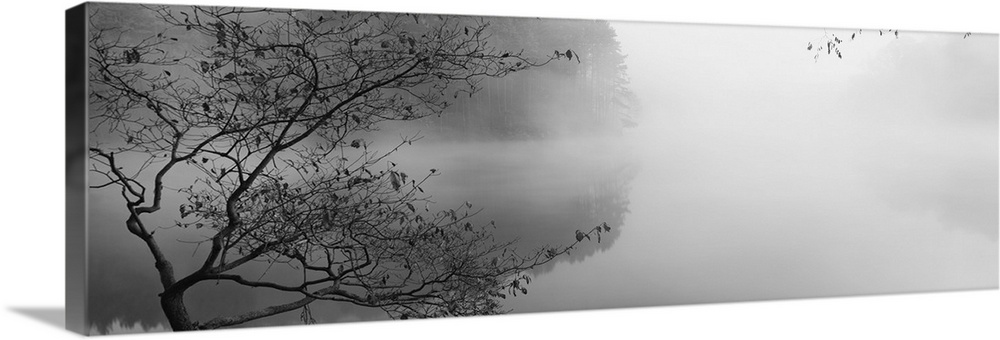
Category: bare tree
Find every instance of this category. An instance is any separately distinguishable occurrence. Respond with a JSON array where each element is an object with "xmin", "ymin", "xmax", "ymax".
[{"xmin": 87, "ymin": 5, "xmax": 608, "ymax": 331}]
